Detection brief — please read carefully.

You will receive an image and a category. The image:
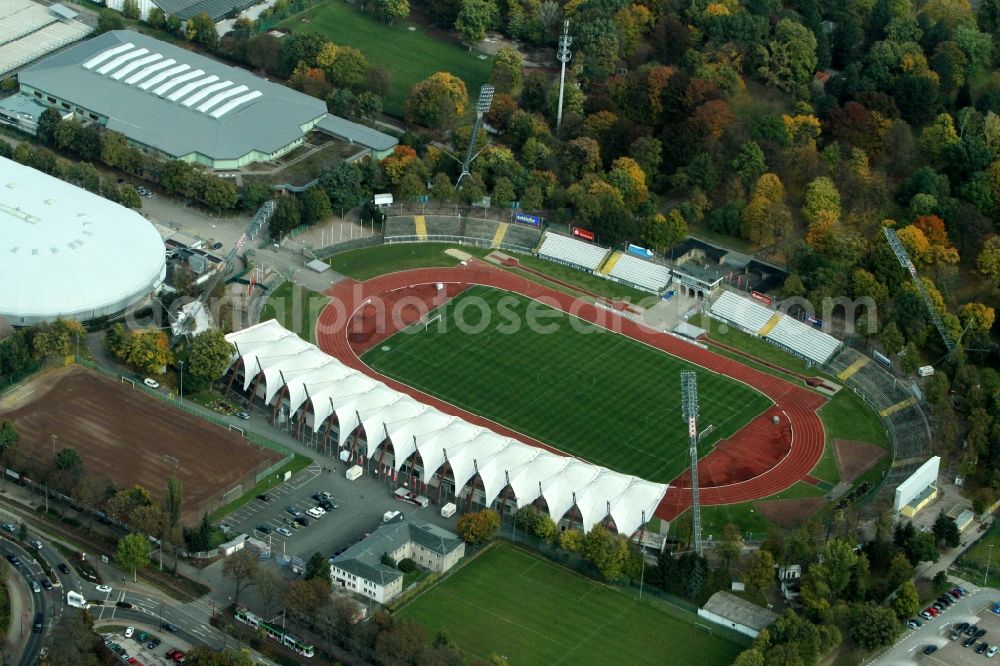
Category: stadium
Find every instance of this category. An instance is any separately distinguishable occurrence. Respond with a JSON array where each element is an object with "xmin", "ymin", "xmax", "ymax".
[
  {"xmin": 230, "ymin": 215, "xmax": 924, "ymax": 534},
  {"xmin": 0, "ymin": 156, "xmax": 165, "ymax": 326},
  {"xmin": 12, "ymin": 31, "xmax": 397, "ymax": 169}
]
